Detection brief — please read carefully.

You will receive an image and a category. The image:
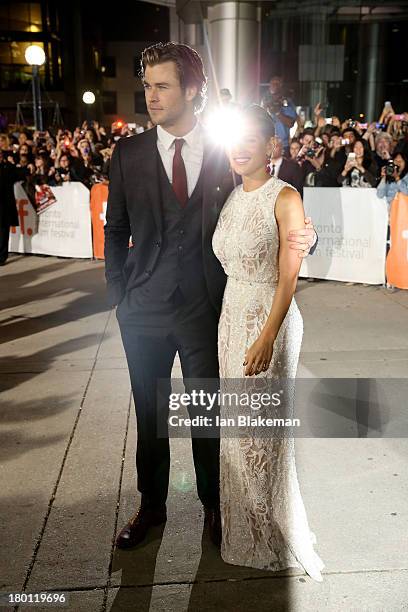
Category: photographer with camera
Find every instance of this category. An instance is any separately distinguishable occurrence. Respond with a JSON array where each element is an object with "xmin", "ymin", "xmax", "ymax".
[
  {"xmin": 376, "ymin": 152, "xmax": 408, "ymax": 208},
  {"xmin": 53, "ymin": 153, "xmax": 72, "ymax": 184},
  {"xmin": 315, "ymin": 131, "xmax": 346, "ymax": 187},
  {"xmin": 261, "ymin": 75, "xmax": 297, "ymax": 156},
  {"xmin": 296, "ymin": 129, "xmax": 325, "ymax": 185},
  {"xmin": 337, "ymin": 140, "xmax": 377, "ymax": 188},
  {"xmin": 340, "ymin": 125, "xmax": 359, "ymax": 155},
  {"xmin": 373, "ymin": 132, "xmax": 393, "ymax": 170},
  {"xmin": 49, "ymin": 153, "xmax": 79, "ymax": 186}
]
